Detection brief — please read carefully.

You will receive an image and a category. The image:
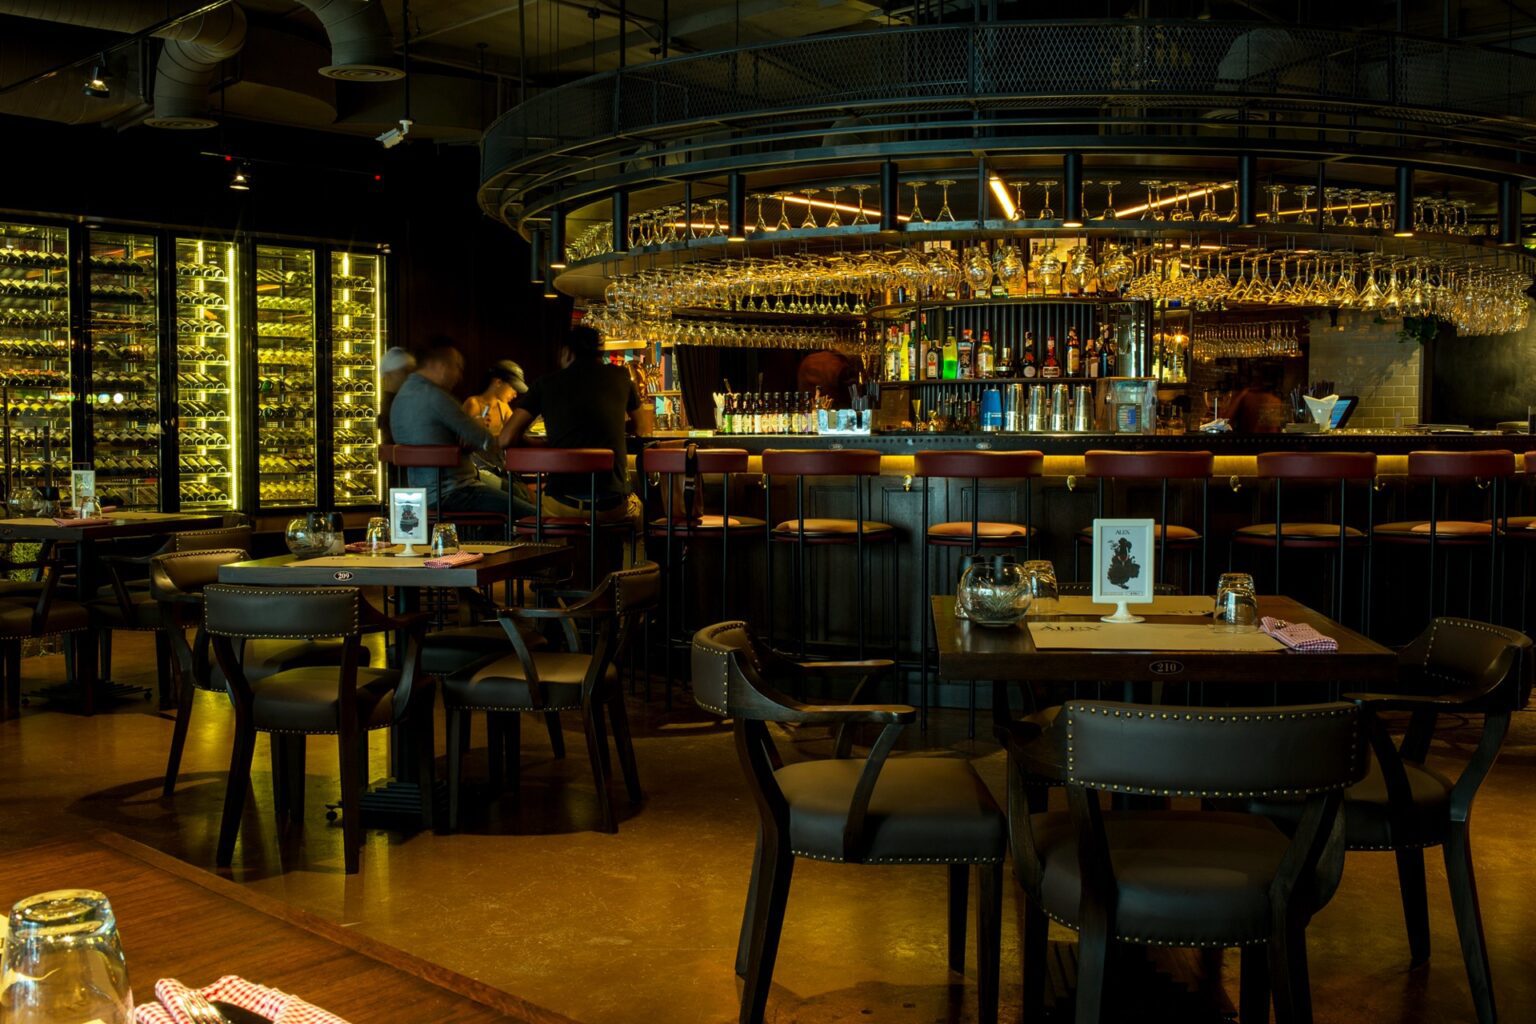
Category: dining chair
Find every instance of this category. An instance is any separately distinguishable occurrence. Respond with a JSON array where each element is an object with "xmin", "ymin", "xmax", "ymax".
[
  {"xmin": 1010, "ymin": 699, "xmax": 1365, "ymax": 1024},
  {"xmin": 1251, "ymin": 616, "xmax": 1531, "ymax": 1024},
  {"xmin": 203, "ymin": 584, "xmax": 429, "ymax": 874},
  {"xmin": 691, "ymin": 620, "xmax": 1005, "ymax": 1024},
  {"xmin": 0, "ymin": 557, "xmax": 93, "ymax": 717},
  {"xmin": 442, "ymin": 562, "xmax": 659, "ymax": 834}
]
